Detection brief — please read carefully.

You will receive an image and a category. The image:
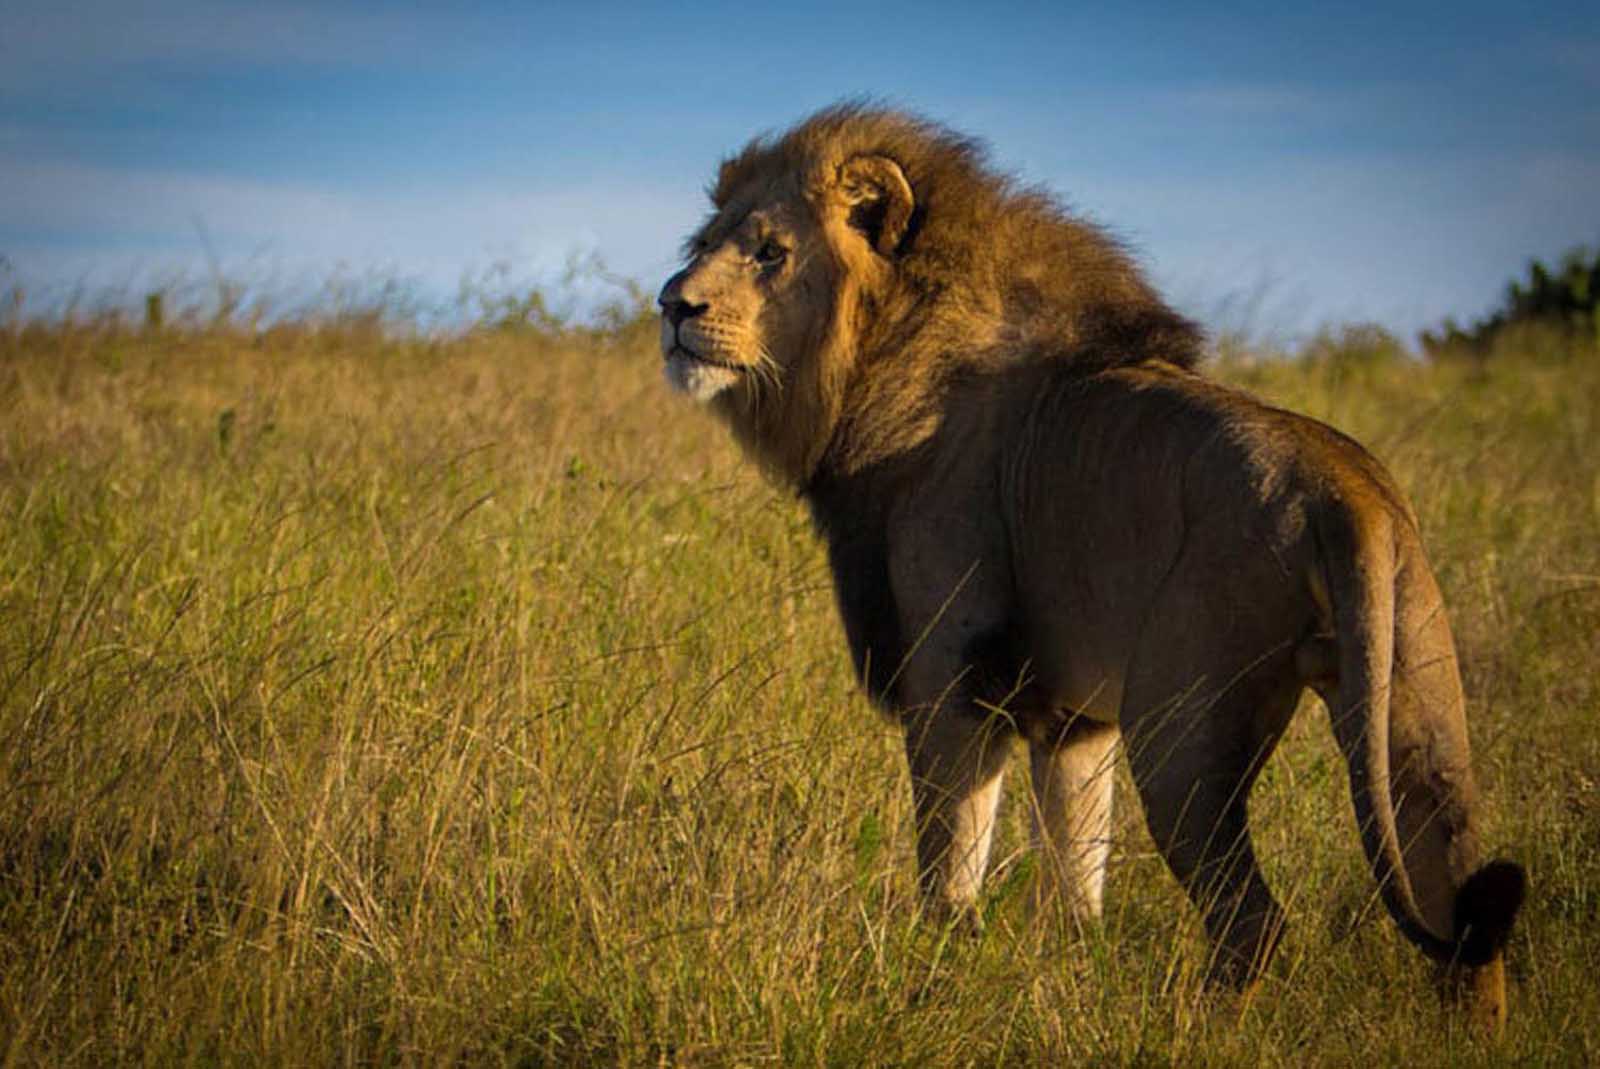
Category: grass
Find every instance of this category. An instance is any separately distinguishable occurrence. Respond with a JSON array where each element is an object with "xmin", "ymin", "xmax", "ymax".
[{"xmin": 1, "ymin": 307, "xmax": 1597, "ymax": 1065}]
